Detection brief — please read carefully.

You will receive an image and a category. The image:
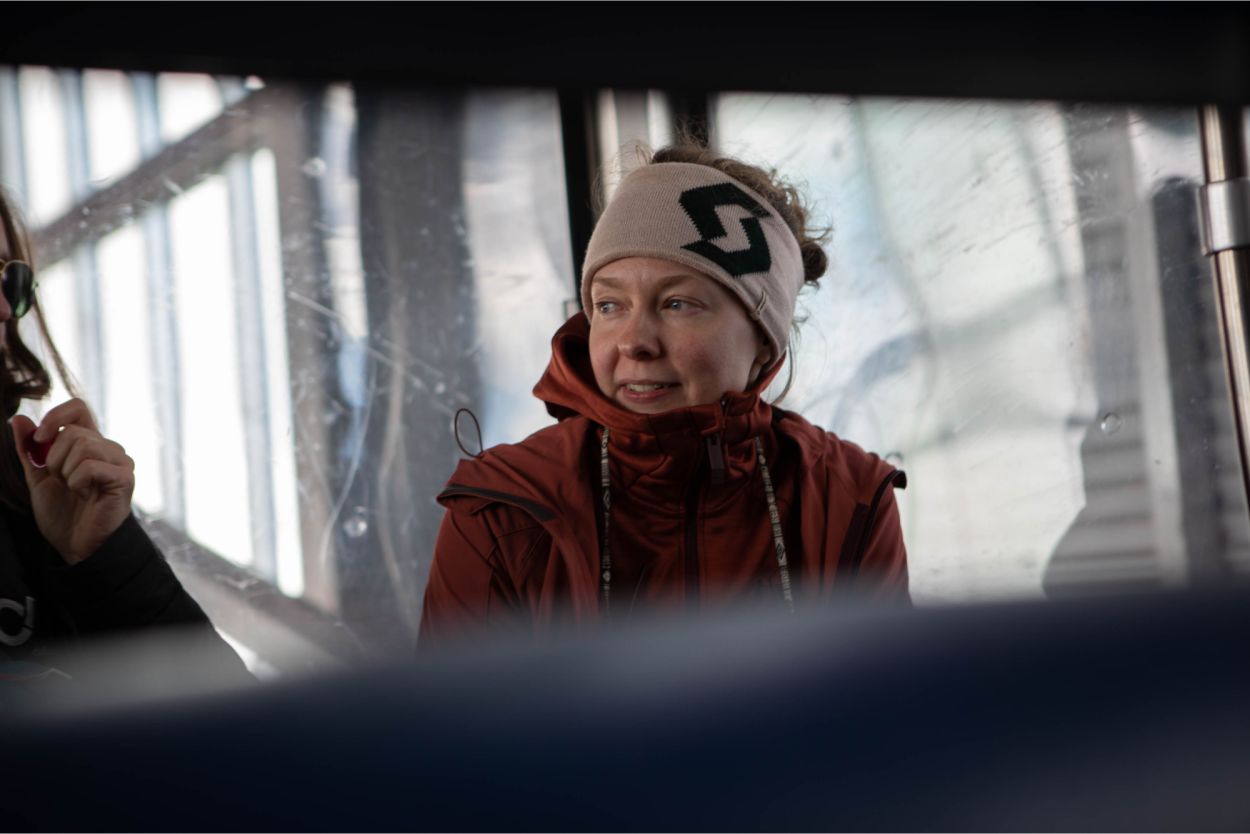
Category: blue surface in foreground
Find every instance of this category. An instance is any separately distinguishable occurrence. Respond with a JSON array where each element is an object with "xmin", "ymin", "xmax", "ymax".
[{"xmin": 2, "ymin": 590, "xmax": 1249, "ymax": 831}]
